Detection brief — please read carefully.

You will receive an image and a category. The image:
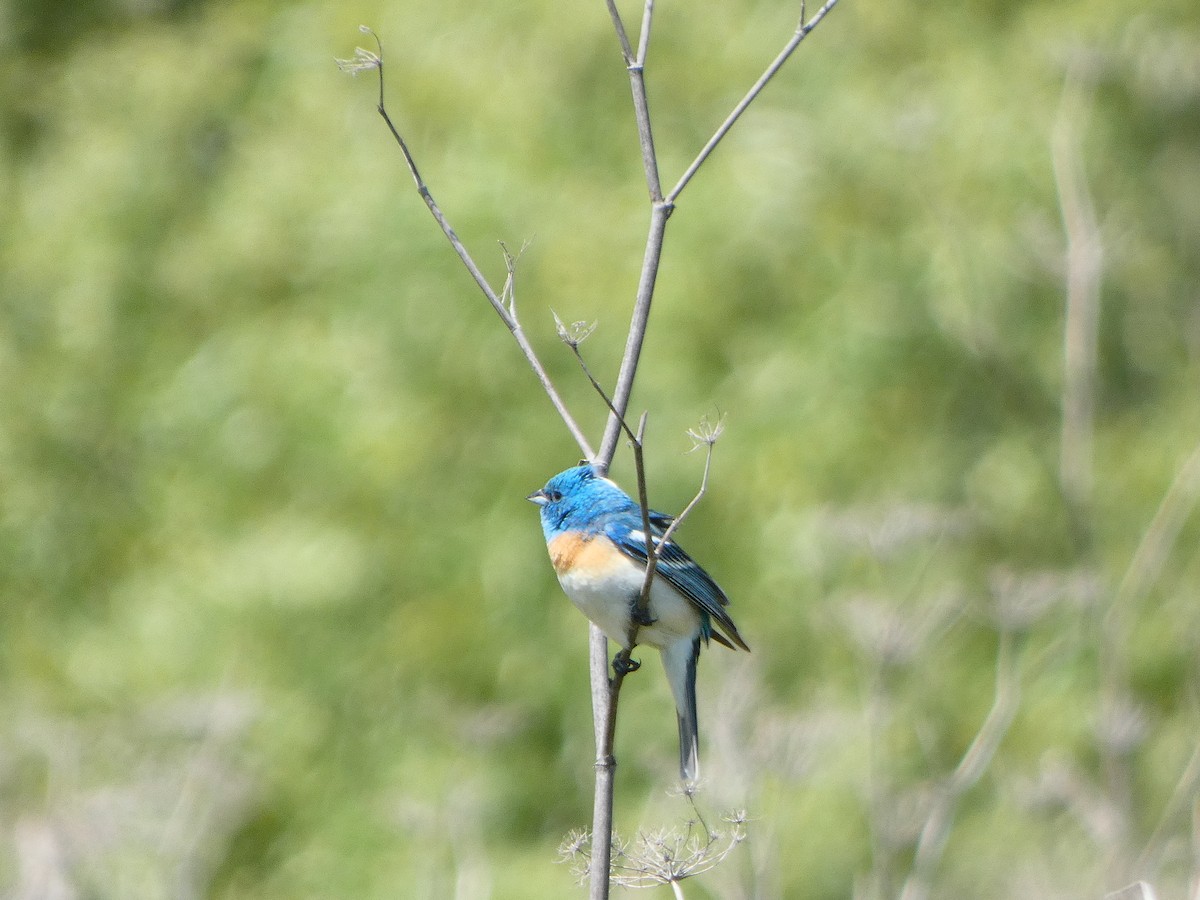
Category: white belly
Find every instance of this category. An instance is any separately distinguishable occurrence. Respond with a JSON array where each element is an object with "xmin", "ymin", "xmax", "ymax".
[{"xmin": 558, "ymin": 563, "xmax": 700, "ymax": 650}]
